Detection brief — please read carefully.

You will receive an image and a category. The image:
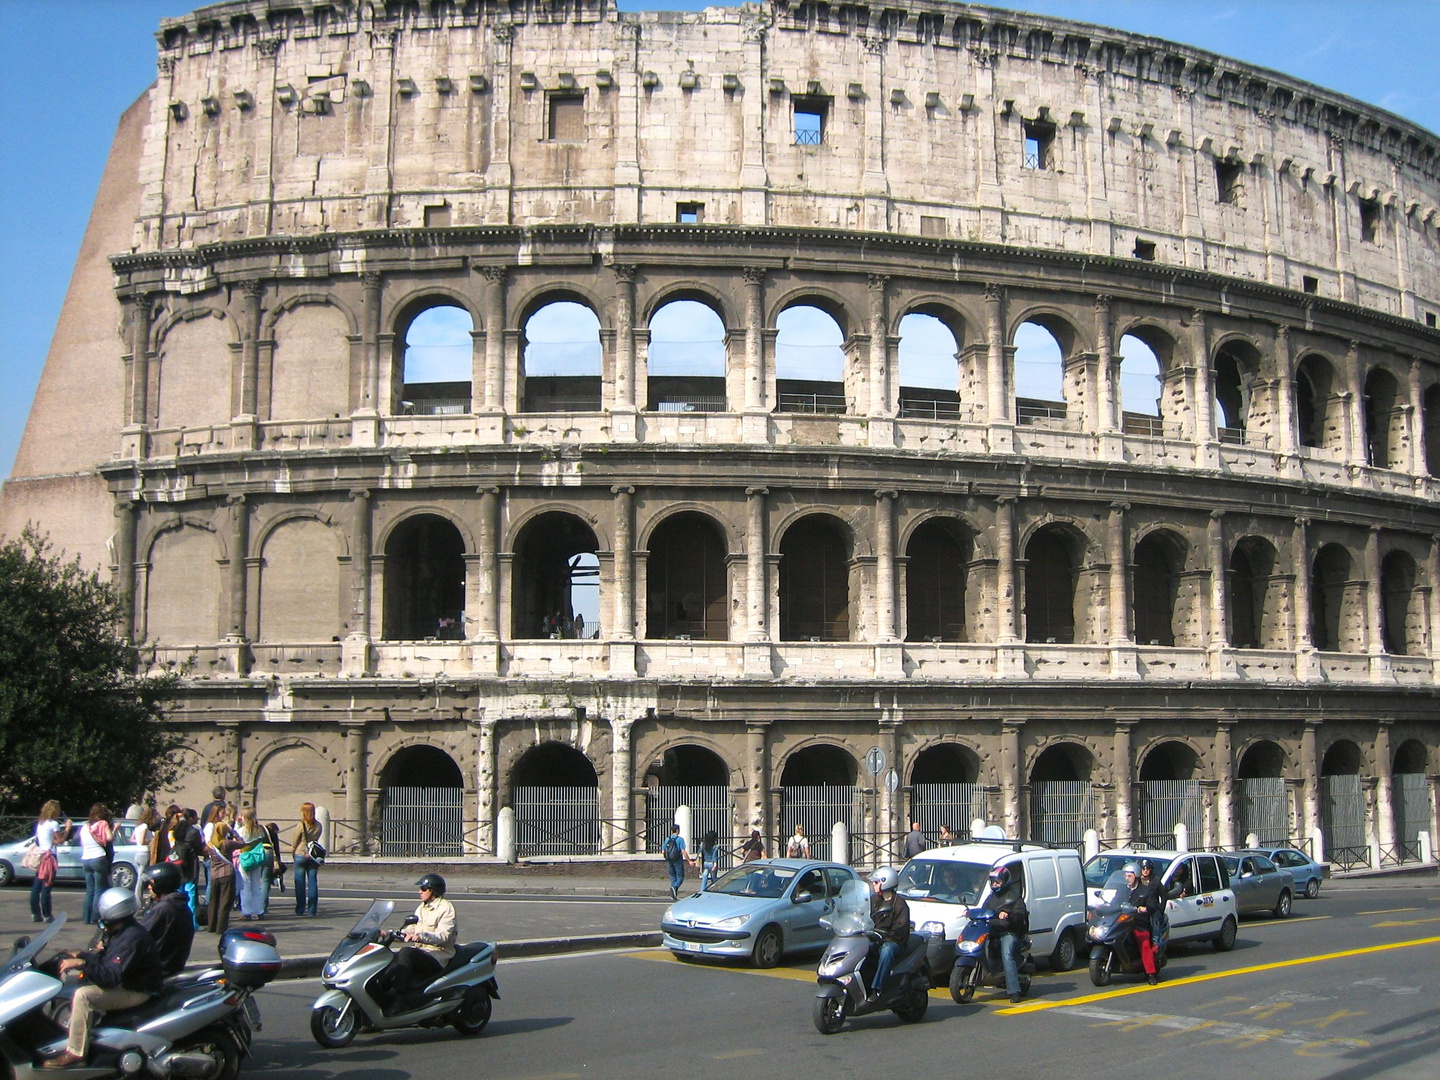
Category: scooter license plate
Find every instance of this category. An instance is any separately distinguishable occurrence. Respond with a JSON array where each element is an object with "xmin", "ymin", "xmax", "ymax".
[{"xmin": 242, "ymin": 997, "xmax": 262, "ymax": 1031}]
